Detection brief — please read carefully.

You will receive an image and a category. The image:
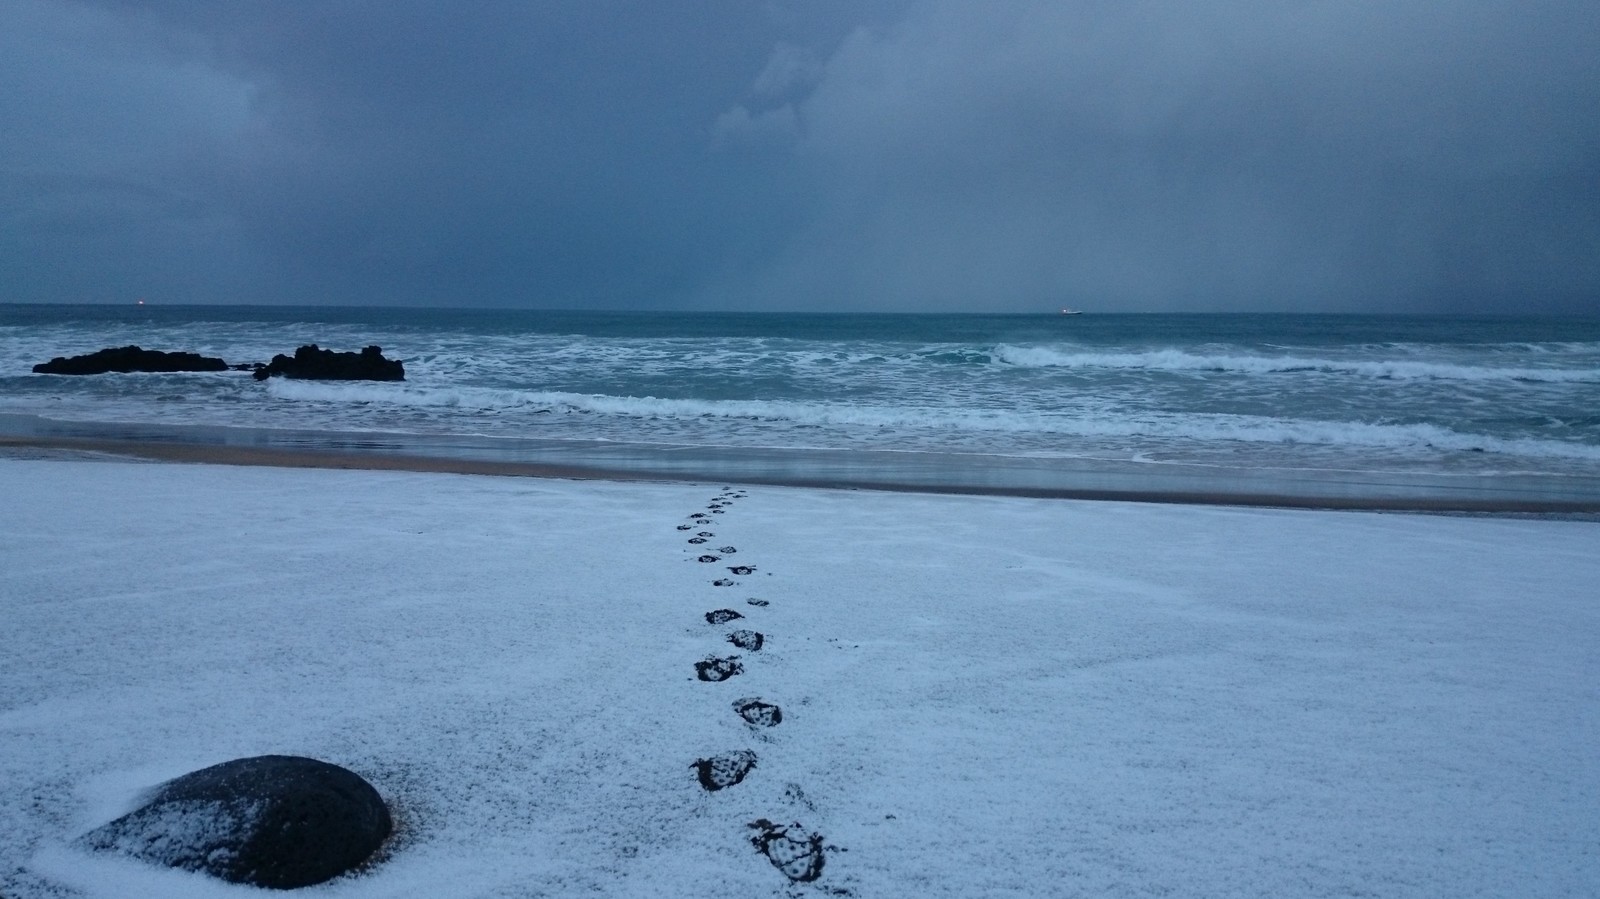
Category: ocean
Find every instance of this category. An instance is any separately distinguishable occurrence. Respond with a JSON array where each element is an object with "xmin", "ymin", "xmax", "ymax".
[{"xmin": 3, "ymin": 304, "xmax": 1599, "ymax": 507}]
